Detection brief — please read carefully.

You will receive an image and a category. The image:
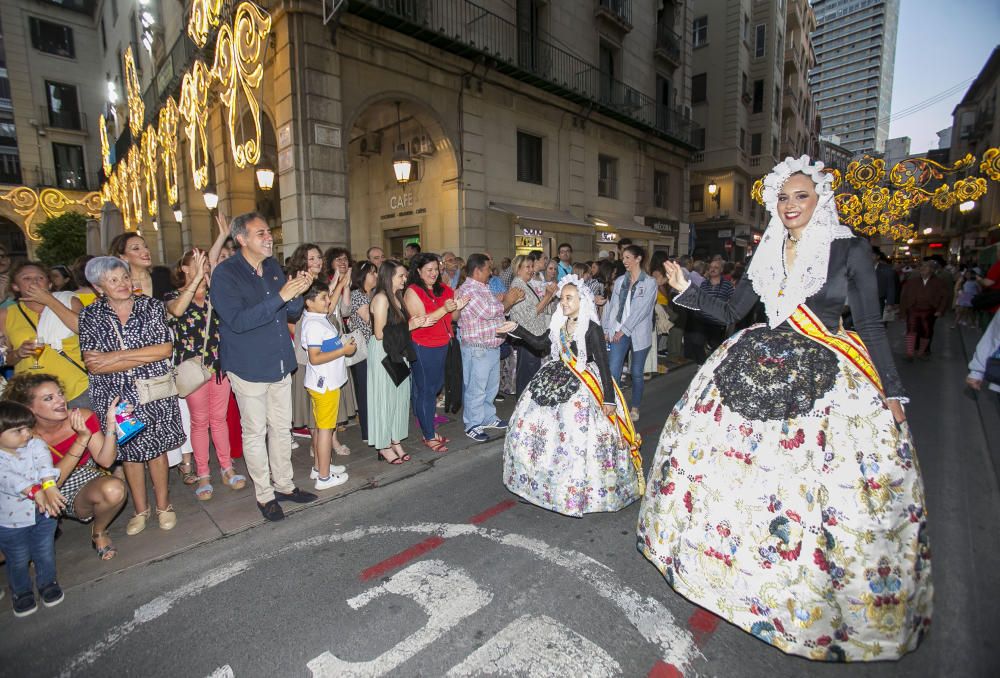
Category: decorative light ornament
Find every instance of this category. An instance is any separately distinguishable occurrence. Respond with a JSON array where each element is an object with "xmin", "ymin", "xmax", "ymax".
[
  {"xmin": 157, "ymin": 97, "xmax": 180, "ymax": 205},
  {"xmin": 212, "ymin": 2, "xmax": 271, "ymax": 168},
  {"xmin": 141, "ymin": 124, "xmax": 159, "ymax": 217},
  {"xmin": 123, "ymin": 46, "xmax": 144, "ymax": 136},
  {"xmin": 391, "ymin": 102, "xmax": 412, "ymax": 185},
  {"xmin": 0, "ymin": 187, "xmax": 101, "ymax": 241},
  {"xmin": 255, "ymin": 167, "xmax": 275, "ymax": 190},
  {"xmin": 179, "ymin": 61, "xmax": 212, "ymax": 189},
  {"xmin": 203, "ymin": 190, "xmax": 219, "ymax": 210},
  {"xmin": 187, "ymin": 0, "xmax": 223, "ymax": 48},
  {"xmin": 99, "ymin": 114, "xmax": 111, "ymax": 177}
]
